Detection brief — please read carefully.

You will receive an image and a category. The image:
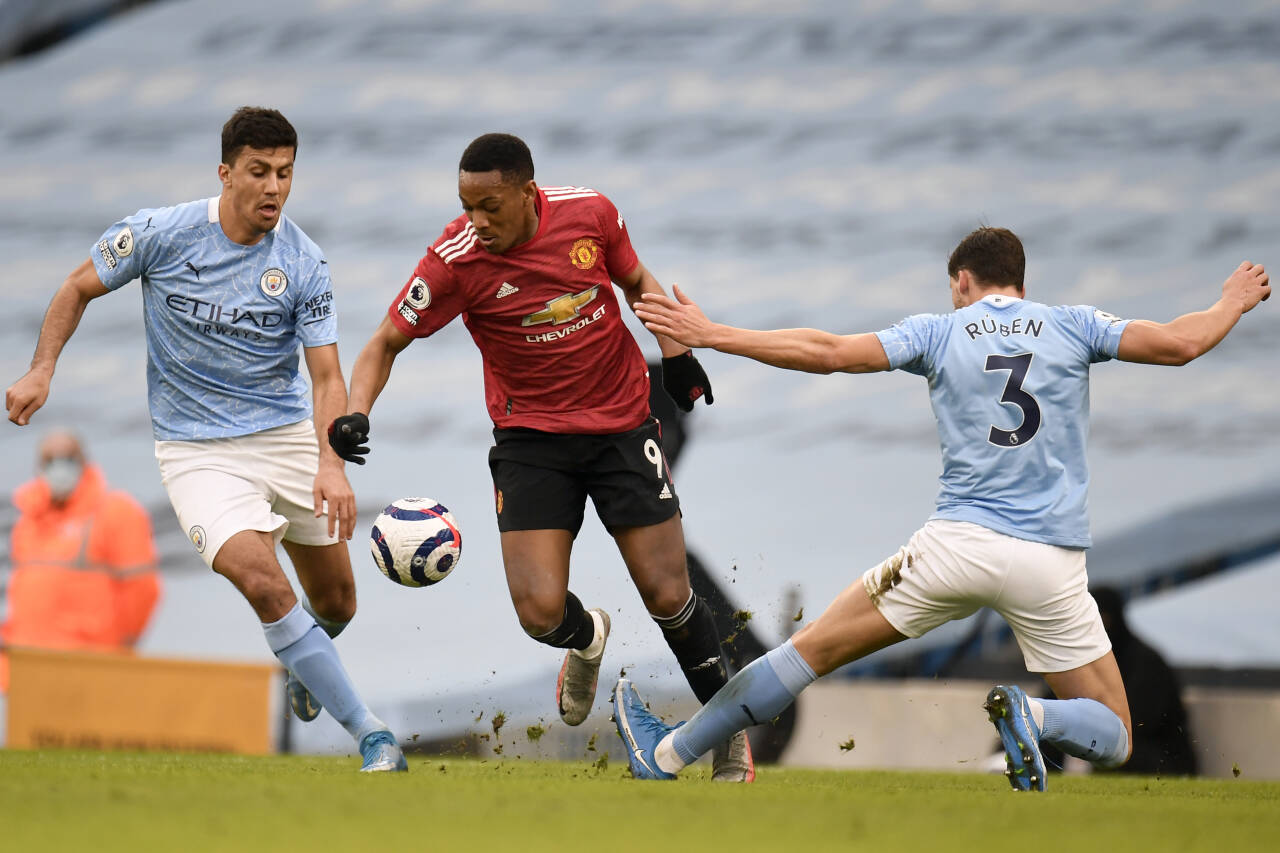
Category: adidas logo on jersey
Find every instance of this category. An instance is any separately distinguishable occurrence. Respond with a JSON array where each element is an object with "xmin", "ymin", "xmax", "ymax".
[
  {"xmin": 496, "ymin": 282, "xmax": 519, "ymax": 299},
  {"xmin": 658, "ymin": 483, "xmax": 673, "ymax": 500}
]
